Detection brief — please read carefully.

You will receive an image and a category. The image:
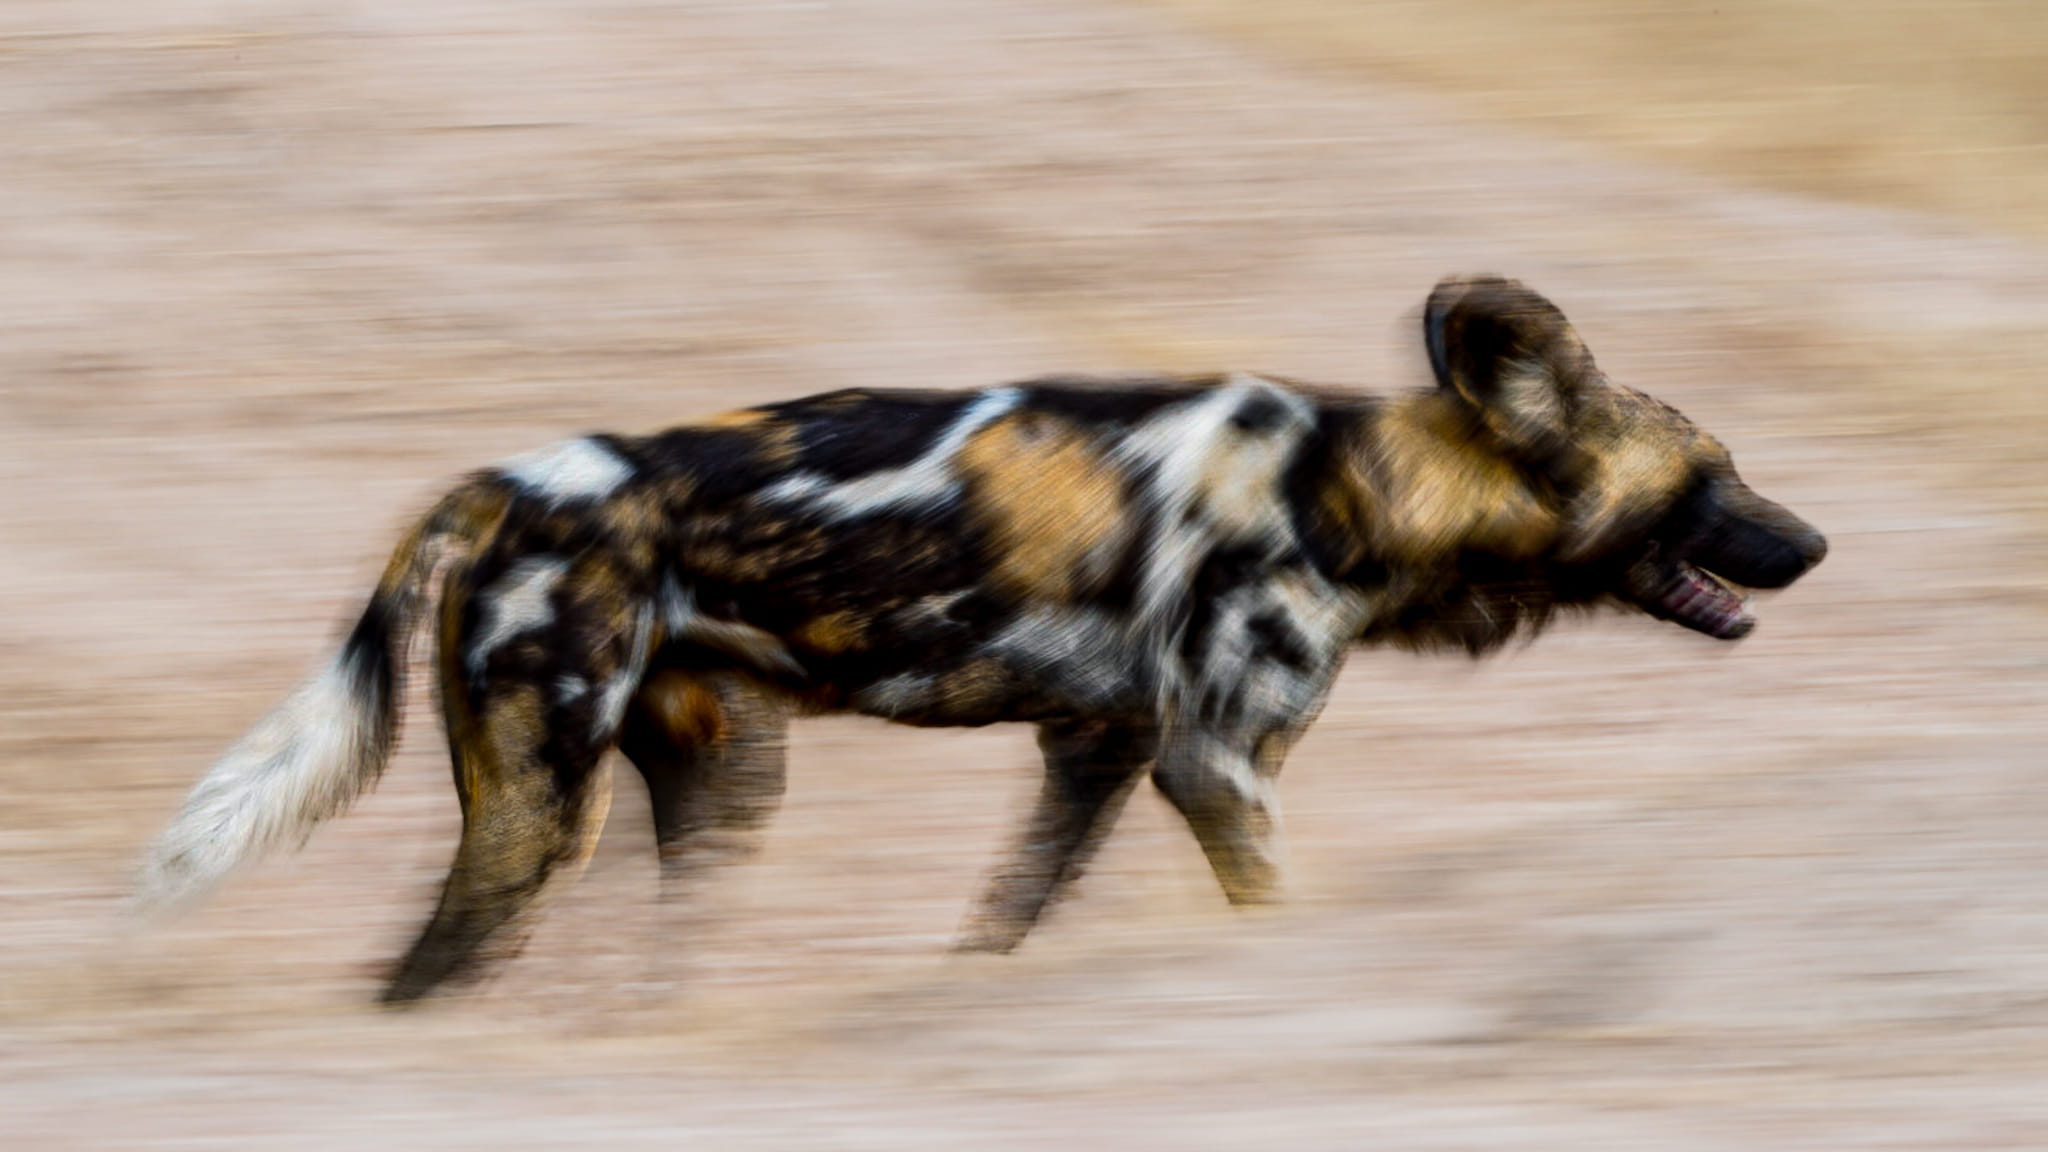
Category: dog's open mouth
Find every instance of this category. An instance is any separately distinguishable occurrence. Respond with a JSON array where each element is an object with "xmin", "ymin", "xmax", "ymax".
[{"xmin": 1661, "ymin": 560, "xmax": 1754, "ymax": 640}]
